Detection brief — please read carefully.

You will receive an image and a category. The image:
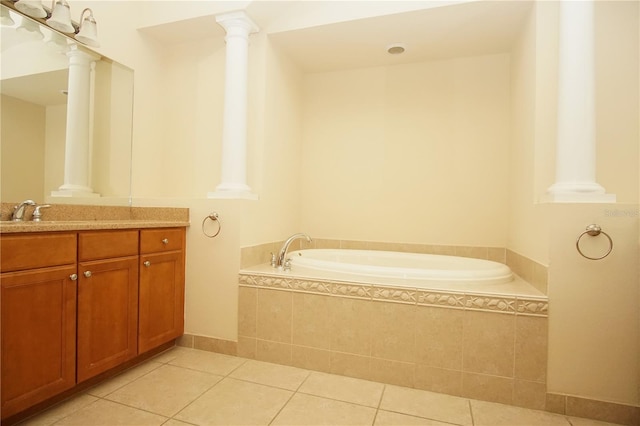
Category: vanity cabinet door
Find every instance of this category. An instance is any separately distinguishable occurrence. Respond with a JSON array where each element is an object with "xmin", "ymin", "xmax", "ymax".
[
  {"xmin": 1, "ymin": 265, "xmax": 77, "ymax": 420},
  {"xmin": 139, "ymin": 228, "xmax": 185, "ymax": 354},
  {"xmin": 77, "ymin": 256, "xmax": 139, "ymax": 382},
  {"xmin": 76, "ymin": 230, "xmax": 139, "ymax": 383}
]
